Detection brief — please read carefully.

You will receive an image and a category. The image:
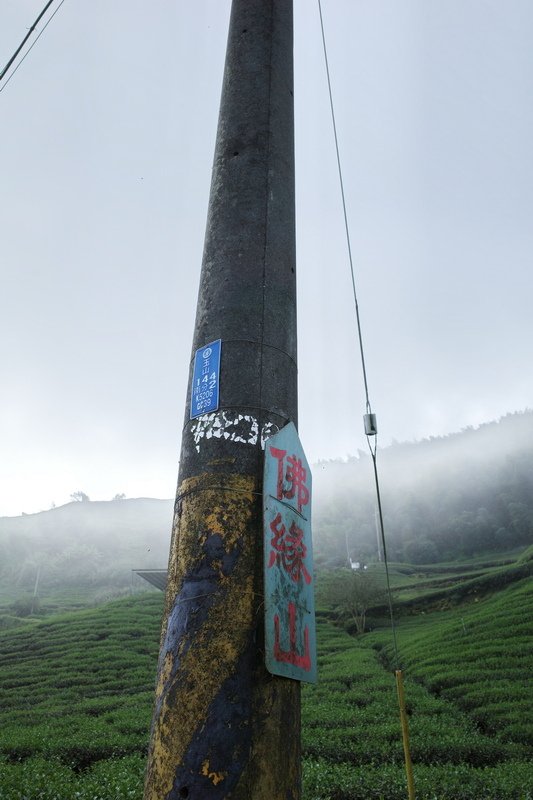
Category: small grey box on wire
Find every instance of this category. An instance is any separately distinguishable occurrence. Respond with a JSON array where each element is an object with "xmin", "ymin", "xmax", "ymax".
[{"xmin": 364, "ymin": 413, "xmax": 378, "ymax": 436}]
